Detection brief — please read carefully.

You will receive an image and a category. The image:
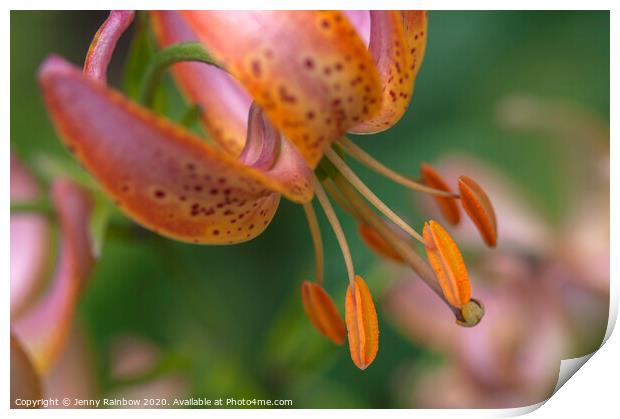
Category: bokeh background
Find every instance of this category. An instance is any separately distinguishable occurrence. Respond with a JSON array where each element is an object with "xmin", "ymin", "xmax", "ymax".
[{"xmin": 10, "ymin": 11, "xmax": 610, "ymax": 408}]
